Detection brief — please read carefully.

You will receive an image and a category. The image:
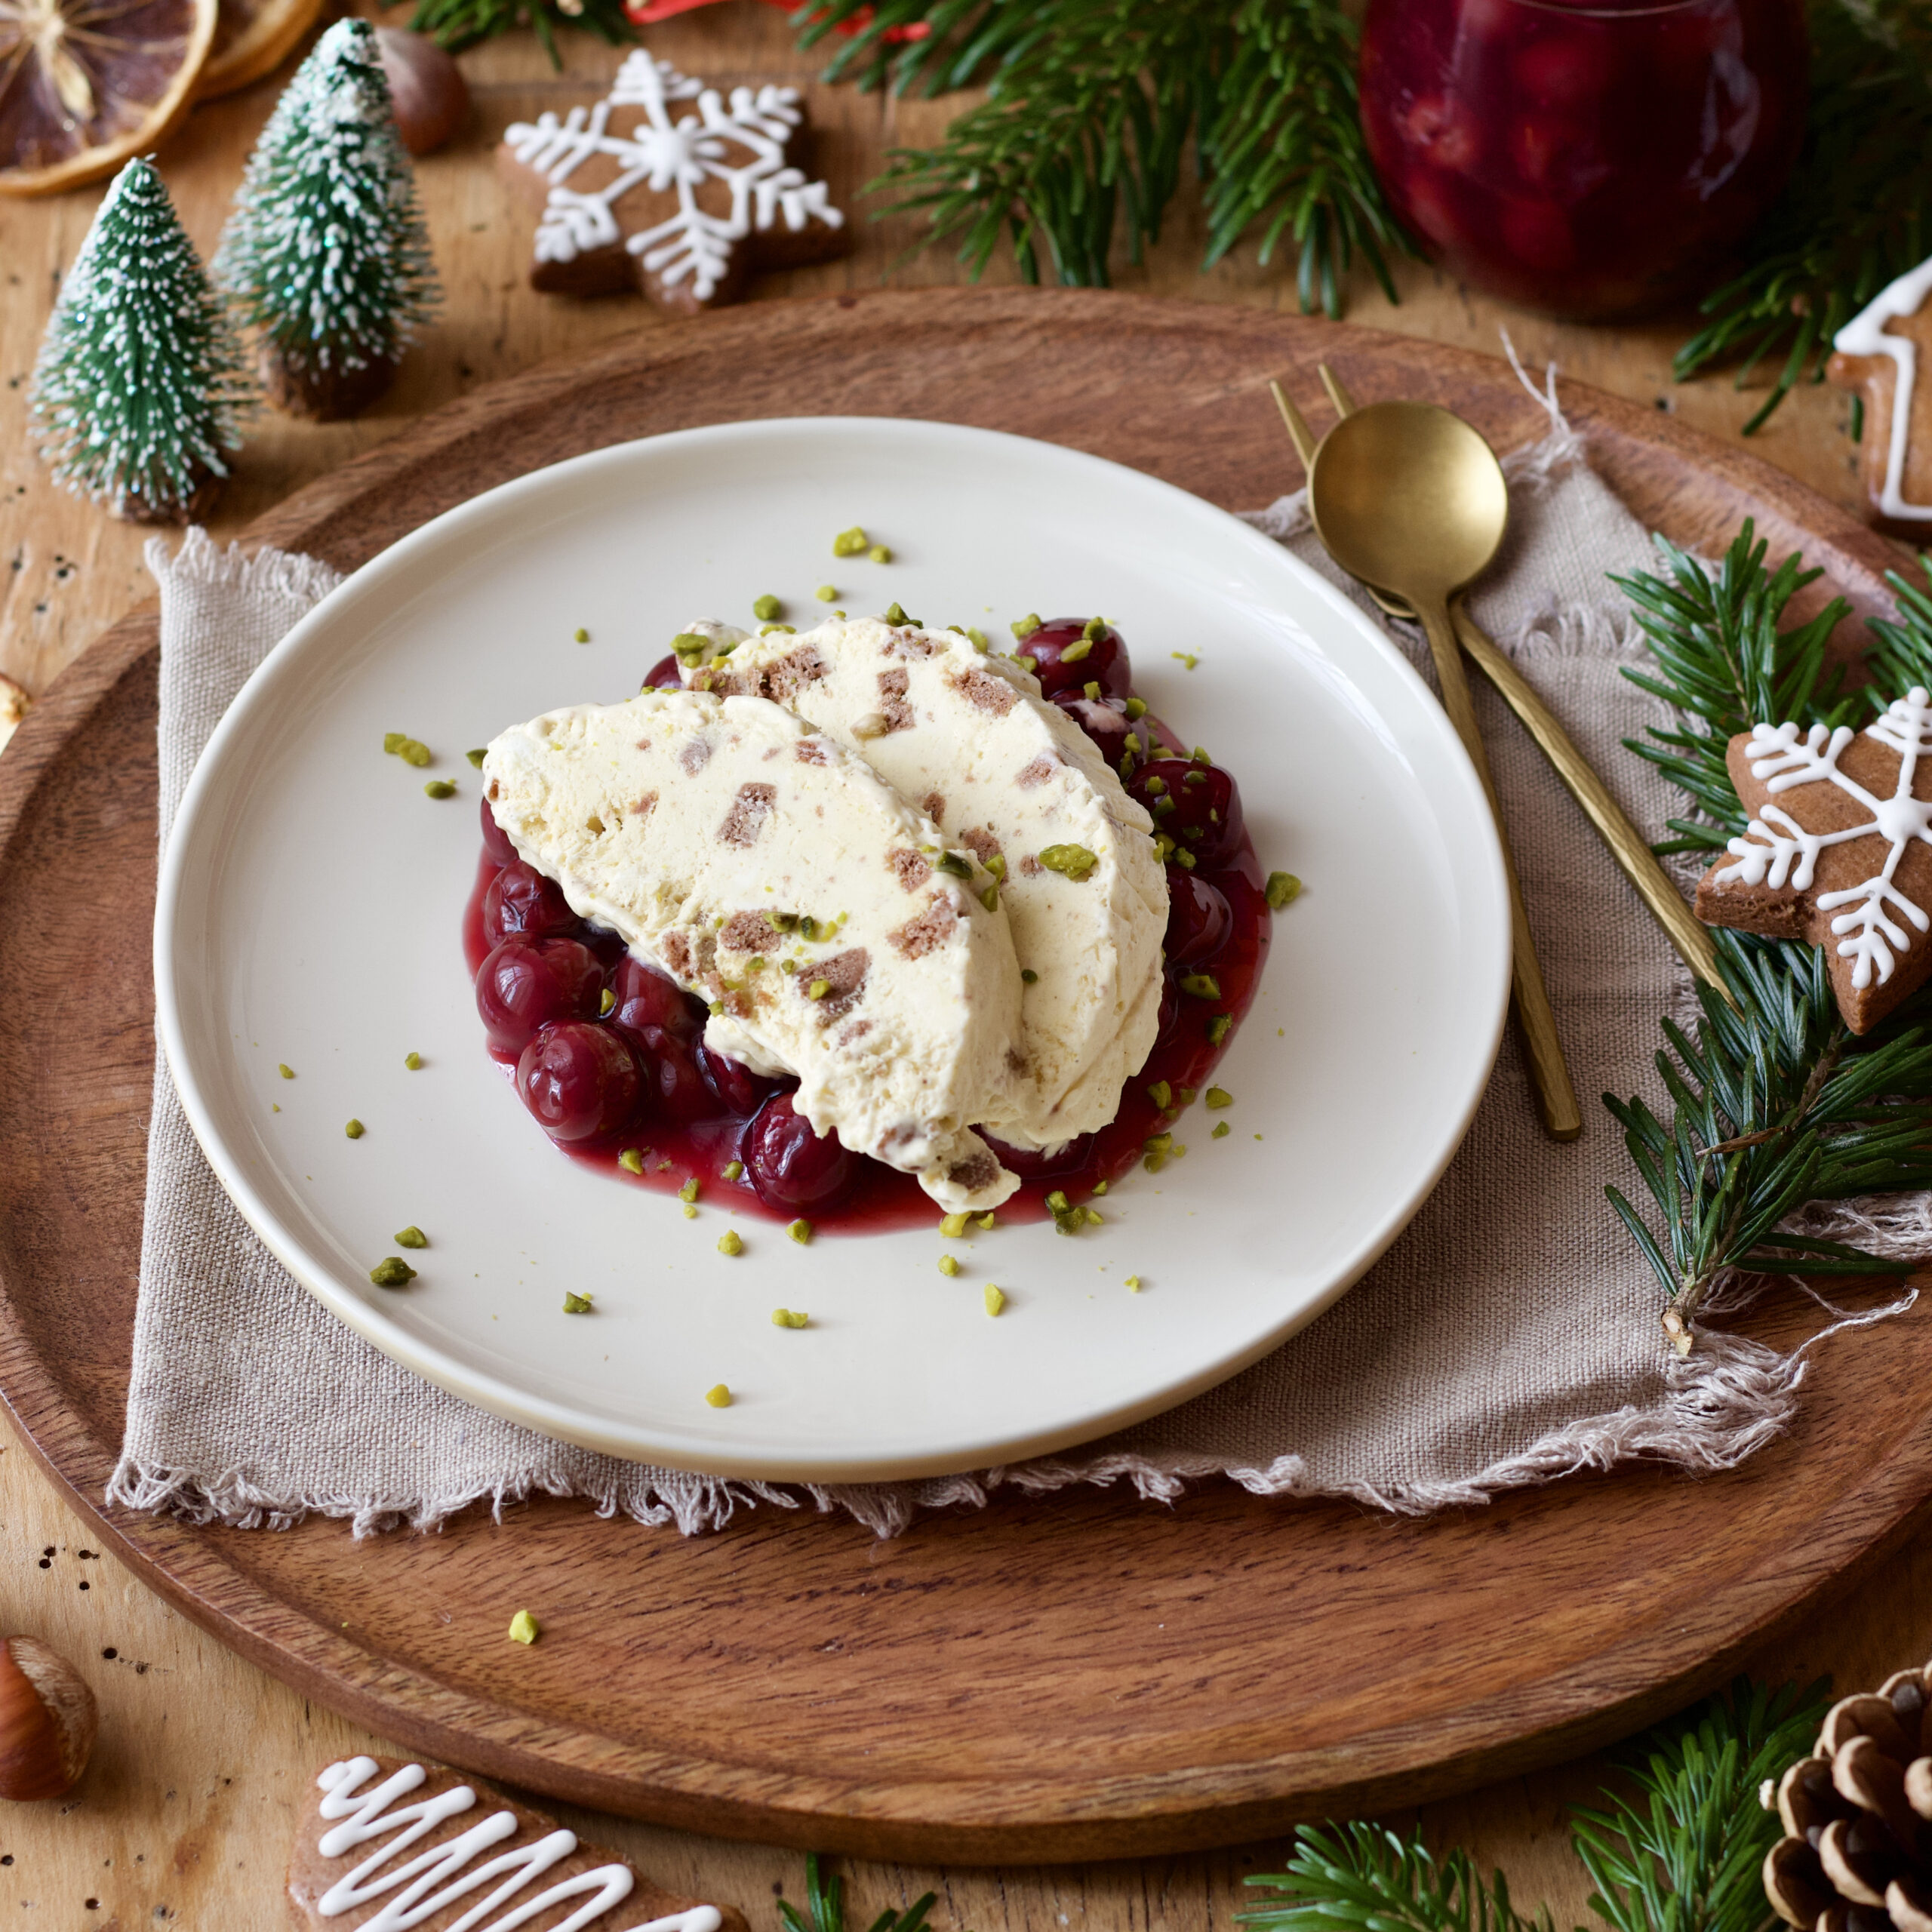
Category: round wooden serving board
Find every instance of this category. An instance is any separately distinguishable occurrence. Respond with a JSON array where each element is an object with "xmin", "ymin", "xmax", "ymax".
[{"xmin": 2, "ymin": 289, "xmax": 1927, "ymax": 1866}]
